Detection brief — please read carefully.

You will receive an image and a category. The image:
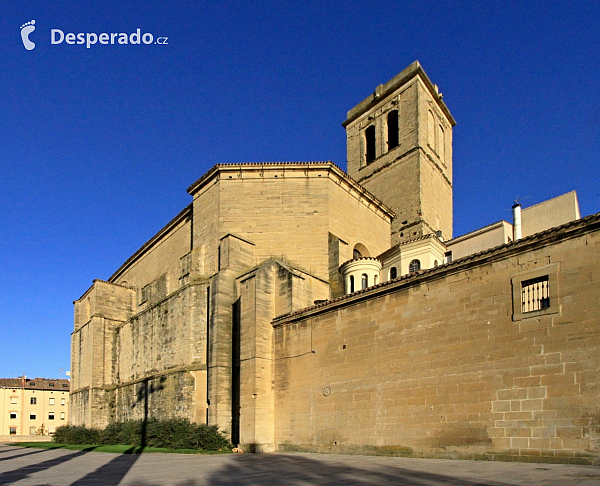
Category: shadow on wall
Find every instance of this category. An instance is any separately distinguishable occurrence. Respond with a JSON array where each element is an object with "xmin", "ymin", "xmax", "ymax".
[{"xmin": 133, "ymin": 376, "xmax": 166, "ymax": 447}]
